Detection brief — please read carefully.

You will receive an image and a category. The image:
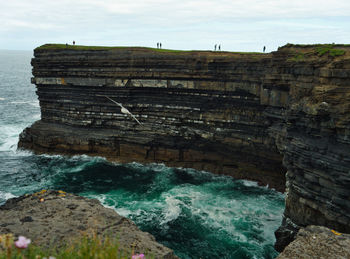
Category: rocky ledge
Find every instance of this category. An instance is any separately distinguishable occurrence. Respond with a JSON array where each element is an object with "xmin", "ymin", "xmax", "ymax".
[
  {"xmin": 277, "ymin": 225, "xmax": 350, "ymax": 259},
  {"xmin": 0, "ymin": 190, "xmax": 177, "ymax": 259}
]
